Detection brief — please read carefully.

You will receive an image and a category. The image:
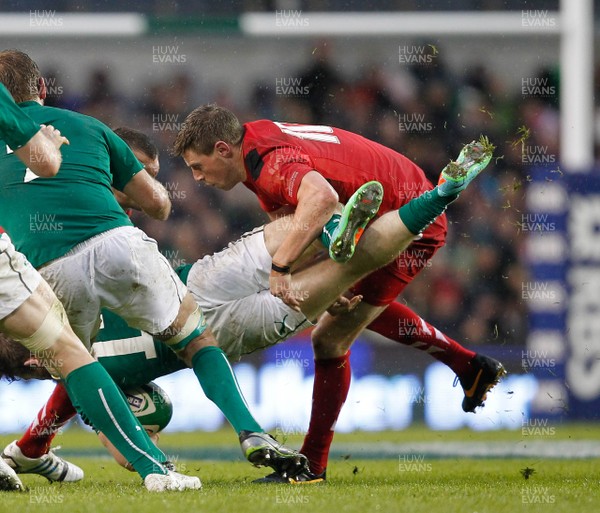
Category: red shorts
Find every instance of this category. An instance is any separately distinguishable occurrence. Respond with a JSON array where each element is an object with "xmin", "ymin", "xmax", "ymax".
[{"xmin": 351, "ymin": 213, "xmax": 447, "ymax": 306}]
